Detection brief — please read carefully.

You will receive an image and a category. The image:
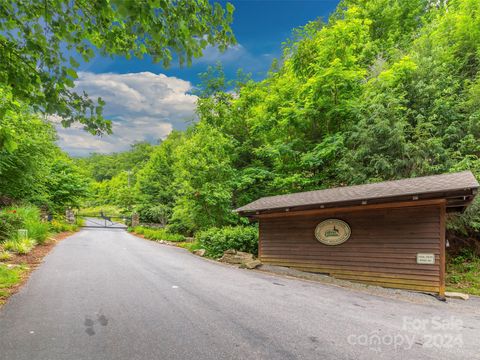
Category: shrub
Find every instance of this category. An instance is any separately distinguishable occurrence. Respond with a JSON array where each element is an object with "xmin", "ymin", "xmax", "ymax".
[
  {"xmin": 131, "ymin": 226, "xmax": 185, "ymax": 242},
  {"xmin": 13, "ymin": 240, "xmax": 35, "ymax": 255},
  {"xmin": 1, "ymin": 205, "xmax": 50, "ymax": 244},
  {"xmin": 137, "ymin": 204, "xmax": 171, "ymax": 225},
  {"xmin": 76, "ymin": 218, "xmax": 85, "ymax": 227},
  {"xmin": 0, "ymin": 210, "xmax": 23, "ymax": 242},
  {"xmin": 3, "ymin": 238, "xmax": 36, "ymax": 255},
  {"xmin": 2, "ymin": 240, "xmax": 15, "ymax": 252},
  {"xmin": 25, "ymin": 221, "xmax": 49, "ymax": 244},
  {"xmin": 196, "ymin": 225, "xmax": 258, "ymax": 258},
  {"xmin": 177, "ymin": 241, "xmax": 204, "ymax": 252},
  {"xmin": 11, "ymin": 206, "xmax": 39, "ymax": 224},
  {"xmin": 447, "ymin": 249, "xmax": 480, "ymax": 295},
  {"xmin": 49, "ymin": 219, "xmax": 78, "ymax": 233},
  {"xmin": 0, "ymin": 251, "xmax": 12, "ymax": 261}
]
